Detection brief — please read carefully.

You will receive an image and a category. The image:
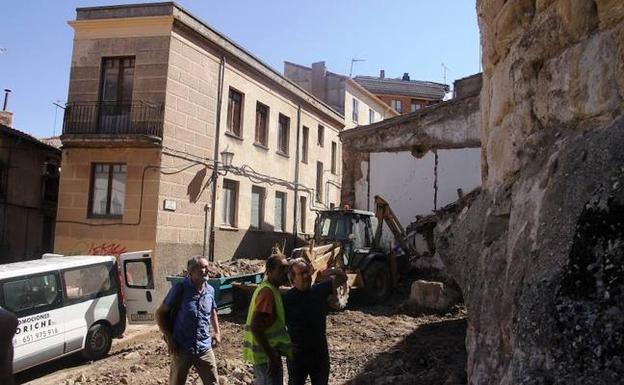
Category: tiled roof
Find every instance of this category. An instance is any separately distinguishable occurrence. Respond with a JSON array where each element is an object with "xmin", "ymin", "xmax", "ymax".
[
  {"xmin": 40, "ymin": 136, "xmax": 62, "ymax": 149},
  {"xmin": 353, "ymin": 76, "xmax": 449, "ymax": 100},
  {"xmin": 0, "ymin": 124, "xmax": 61, "ymax": 153}
]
